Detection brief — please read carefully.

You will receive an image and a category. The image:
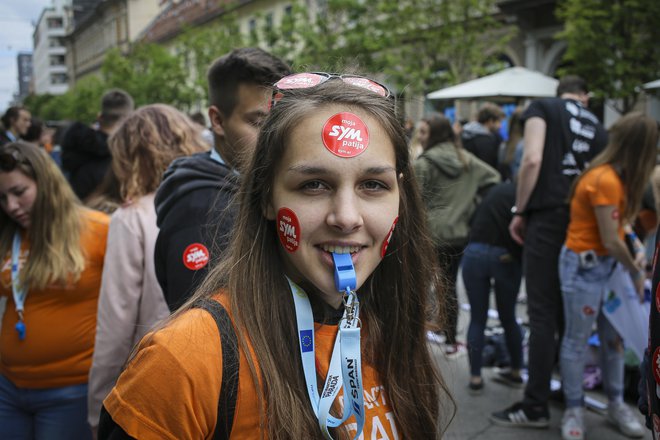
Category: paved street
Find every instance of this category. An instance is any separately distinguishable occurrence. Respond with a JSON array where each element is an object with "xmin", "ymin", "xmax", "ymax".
[{"xmin": 438, "ymin": 274, "xmax": 647, "ymax": 439}]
